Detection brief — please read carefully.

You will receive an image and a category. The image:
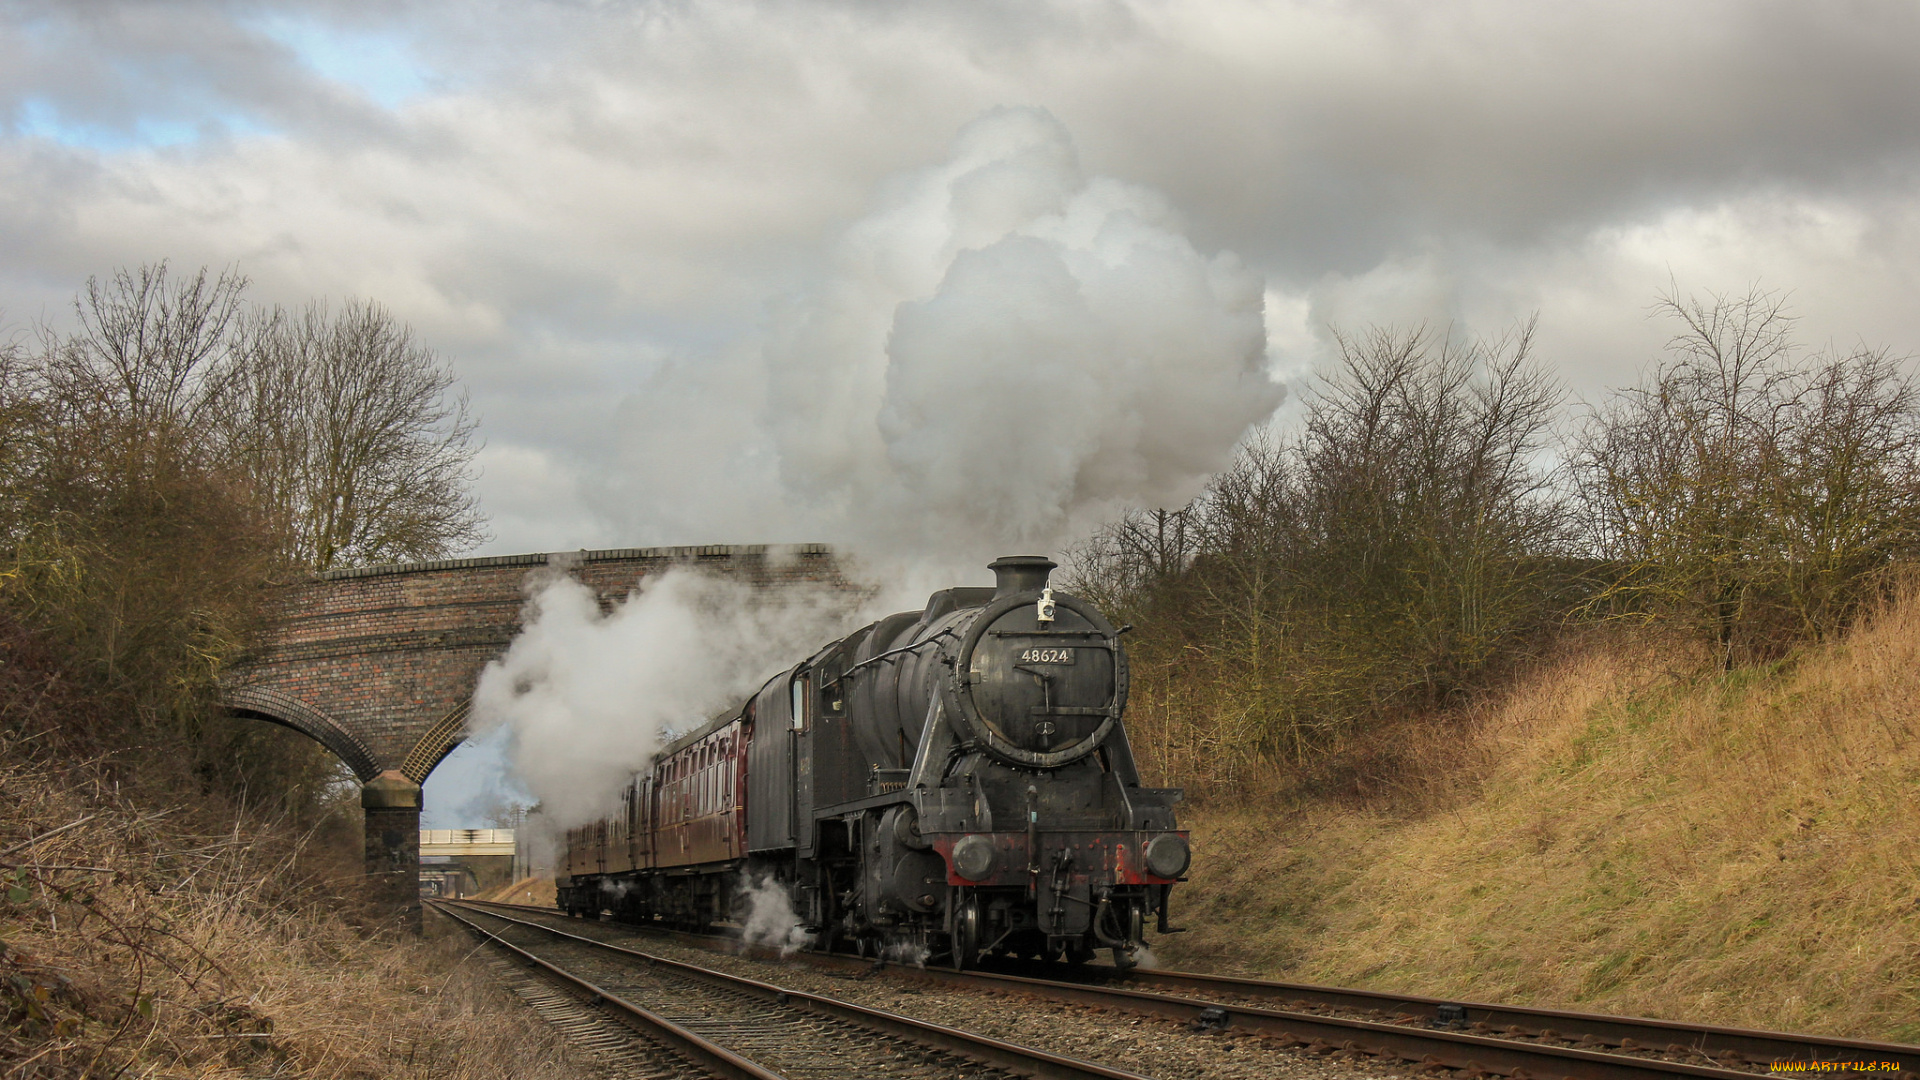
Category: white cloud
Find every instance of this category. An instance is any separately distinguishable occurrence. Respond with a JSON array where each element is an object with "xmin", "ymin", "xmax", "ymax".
[
  {"xmin": 588, "ymin": 107, "xmax": 1283, "ymax": 569},
  {"xmin": 6, "ymin": 0, "xmax": 1920, "ymax": 546}
]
